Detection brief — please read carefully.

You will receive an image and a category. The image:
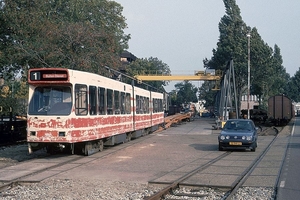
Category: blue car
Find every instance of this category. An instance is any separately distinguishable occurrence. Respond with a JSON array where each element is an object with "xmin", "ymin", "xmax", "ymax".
[{"xmin": 218, "ymin": 119, "xmax": 258, "ymax": 152}]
